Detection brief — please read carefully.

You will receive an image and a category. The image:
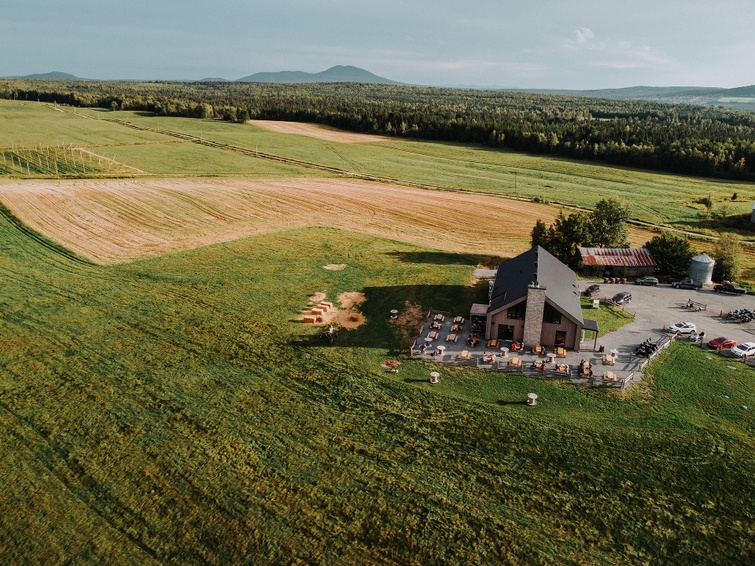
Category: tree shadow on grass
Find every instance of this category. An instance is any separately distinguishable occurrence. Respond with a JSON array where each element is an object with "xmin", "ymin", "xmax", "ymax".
[
  {"xmin": 386, "ymin": 251, "xmax": 505, "ymax": 269},
  {"xmin": 289, "ymin": 283, "xmax": 490, "ymax": 351}
]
